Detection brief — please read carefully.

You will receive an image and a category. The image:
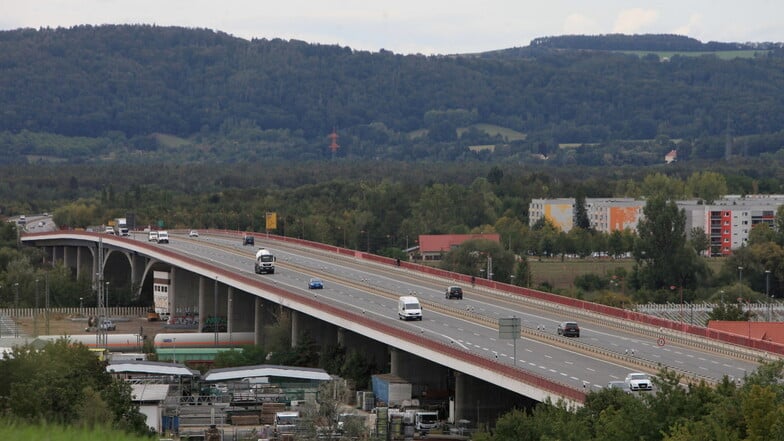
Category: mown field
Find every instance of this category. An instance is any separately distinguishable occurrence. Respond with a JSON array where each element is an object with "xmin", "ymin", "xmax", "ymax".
[
  {"xmin": 619, "ymin": 50, "xmax": 767, "ymax": 59},
  {"xmin": 530, "ymin": 257, "xmax": 726, "ymax": 290}
]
